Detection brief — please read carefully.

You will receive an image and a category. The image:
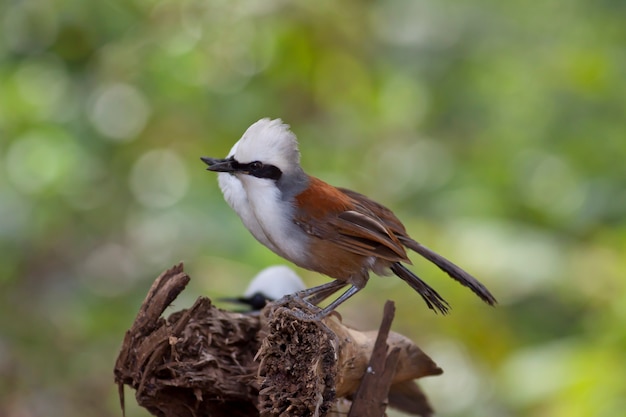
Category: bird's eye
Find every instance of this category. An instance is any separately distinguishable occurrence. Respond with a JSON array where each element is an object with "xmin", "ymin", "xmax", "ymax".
[
  {"xmin": 249, "ymin": 161, "xmax": 263, "ymax": 171},
  {"xmin": 245, "ymin": 160, "xmax": 282, "ymax": 180}
]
